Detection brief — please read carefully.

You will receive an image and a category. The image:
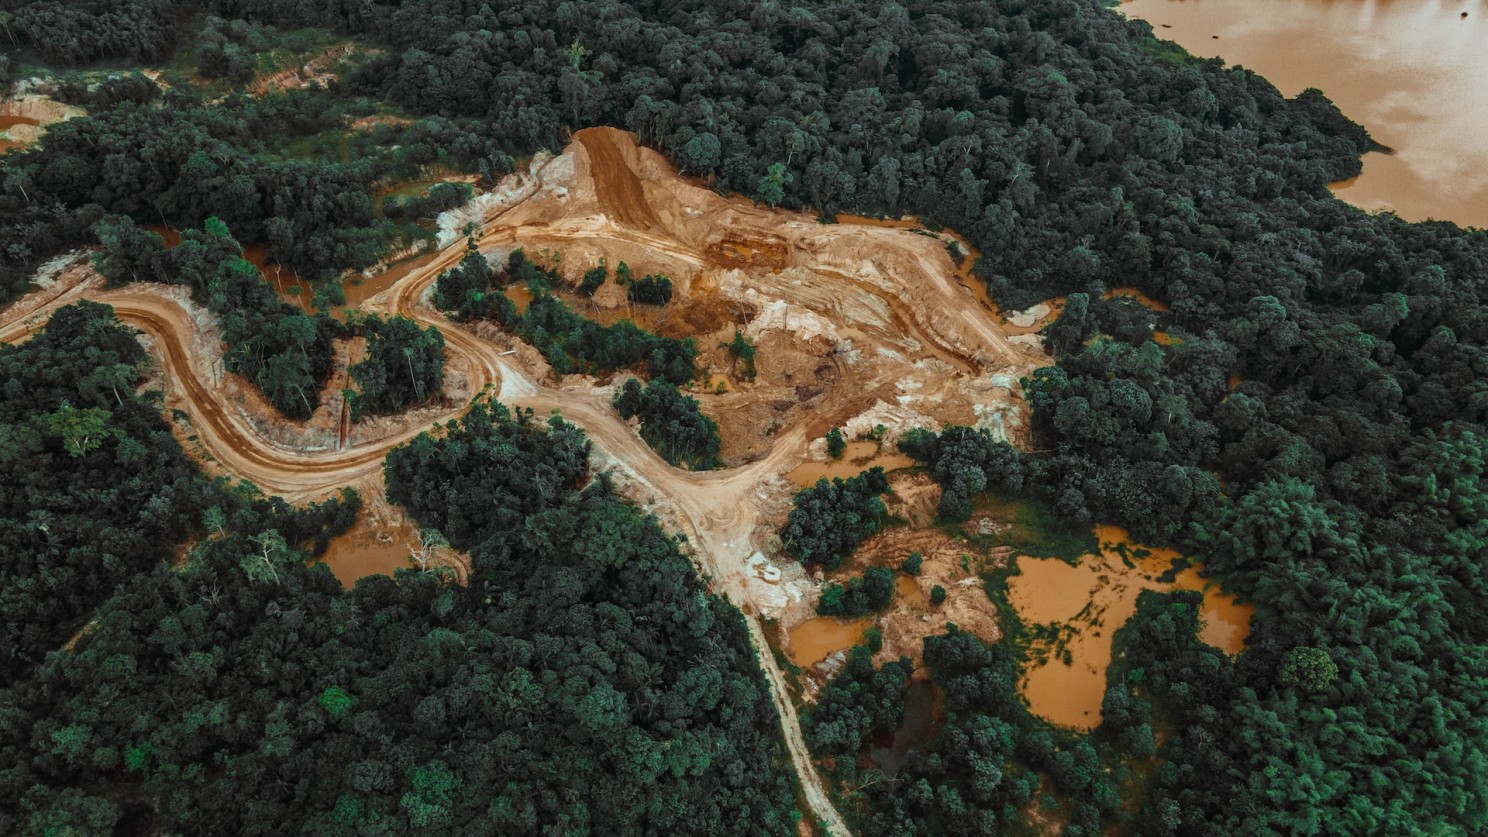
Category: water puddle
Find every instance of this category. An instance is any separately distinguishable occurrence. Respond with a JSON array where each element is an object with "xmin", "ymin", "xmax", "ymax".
[
  {"xmin": 1121, "ymin": 0, "xmax": 1488, "ymax": 228},
  {"xmin": 787, "ymin": 616, "xmax": 873, "ymax": 667},
  {"xmin": 242, "ymin": 243, "xmax": 310, "ymax": 311},
  {"xmin": 787, "ymin": 440, "xmax": 915, "ymax": 487},
  {"xmin": 896, "ymin": 573, "xmax": 927, "ymax": 609},
  {"xmin": 317, "ymin": 512, "xmax": 419, "ymax": 588},
  {"xmin": 1104, "ymin": 287, "xmax": 1169, "ymax": 313},
  {"xmin": 1006, "ymin": 524, "xmax": 1253, "ymax": 730},
  {"xmin": 504, "ymin": 283, "xmax": 534, "ymax": 314},
  {"xmin": 341, "ymin": 254, "xmax": 427, "ymax": 309},
  {"xmin": 0, "ymin": 114, "xmax": 41, "ymax": 153},
  {"xmin": 869, "ymin": 679, "xmax": 943, "ymax": 776}
]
